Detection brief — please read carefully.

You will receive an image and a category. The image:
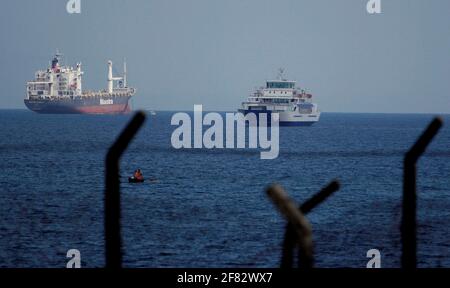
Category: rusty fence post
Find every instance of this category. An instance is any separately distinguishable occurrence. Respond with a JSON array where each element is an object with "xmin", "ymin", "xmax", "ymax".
[
  {"xmin": 267, "ymin": 185, "xmax": 315, "ymax": 268},
  {"xmin": 280, "ymin": 180, "xmax": 340, "ymax": 268},
  {"xmin": 105, "ymin": 111, "xmax": 146, "ymax": 268},
  {"xmin": 402, "ymin": 117, "xmax": 442, "ymax": 269}
]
